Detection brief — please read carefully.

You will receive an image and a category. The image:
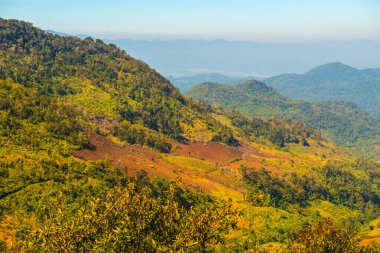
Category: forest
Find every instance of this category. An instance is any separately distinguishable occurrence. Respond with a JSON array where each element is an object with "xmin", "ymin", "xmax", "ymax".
[
  {"xmin": 0, "ymin": 18, "xmax": 380, "ymax": 252},
  {"xmin": 187, "ymin": 81, "xmax": 380, "ymax": 159}
]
